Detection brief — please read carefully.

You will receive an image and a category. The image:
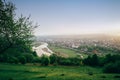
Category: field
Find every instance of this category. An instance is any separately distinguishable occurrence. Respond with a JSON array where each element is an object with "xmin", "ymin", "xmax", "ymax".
[
  {"xmin": 49, "ymin": 45, "xmax": 87, "ymax": 58},
  {"xmin": 0, "ymin": 63, "xmax": 120, "ymax": 80}
]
